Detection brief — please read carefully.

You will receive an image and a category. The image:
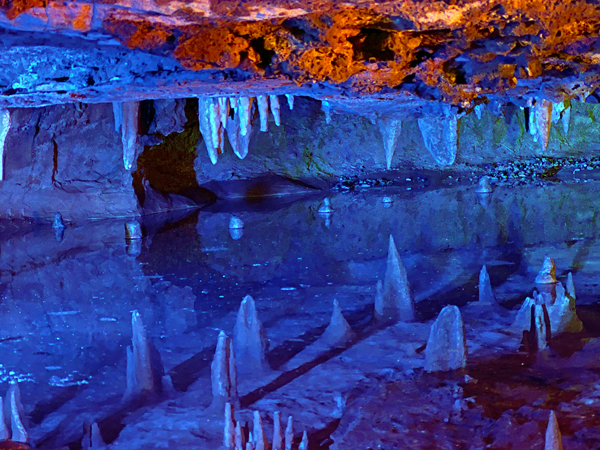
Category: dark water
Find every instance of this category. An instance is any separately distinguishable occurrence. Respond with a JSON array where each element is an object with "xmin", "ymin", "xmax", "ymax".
[{"xmin": 1, "ymin": 182, "xmax": 600, "ymax": 448}]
